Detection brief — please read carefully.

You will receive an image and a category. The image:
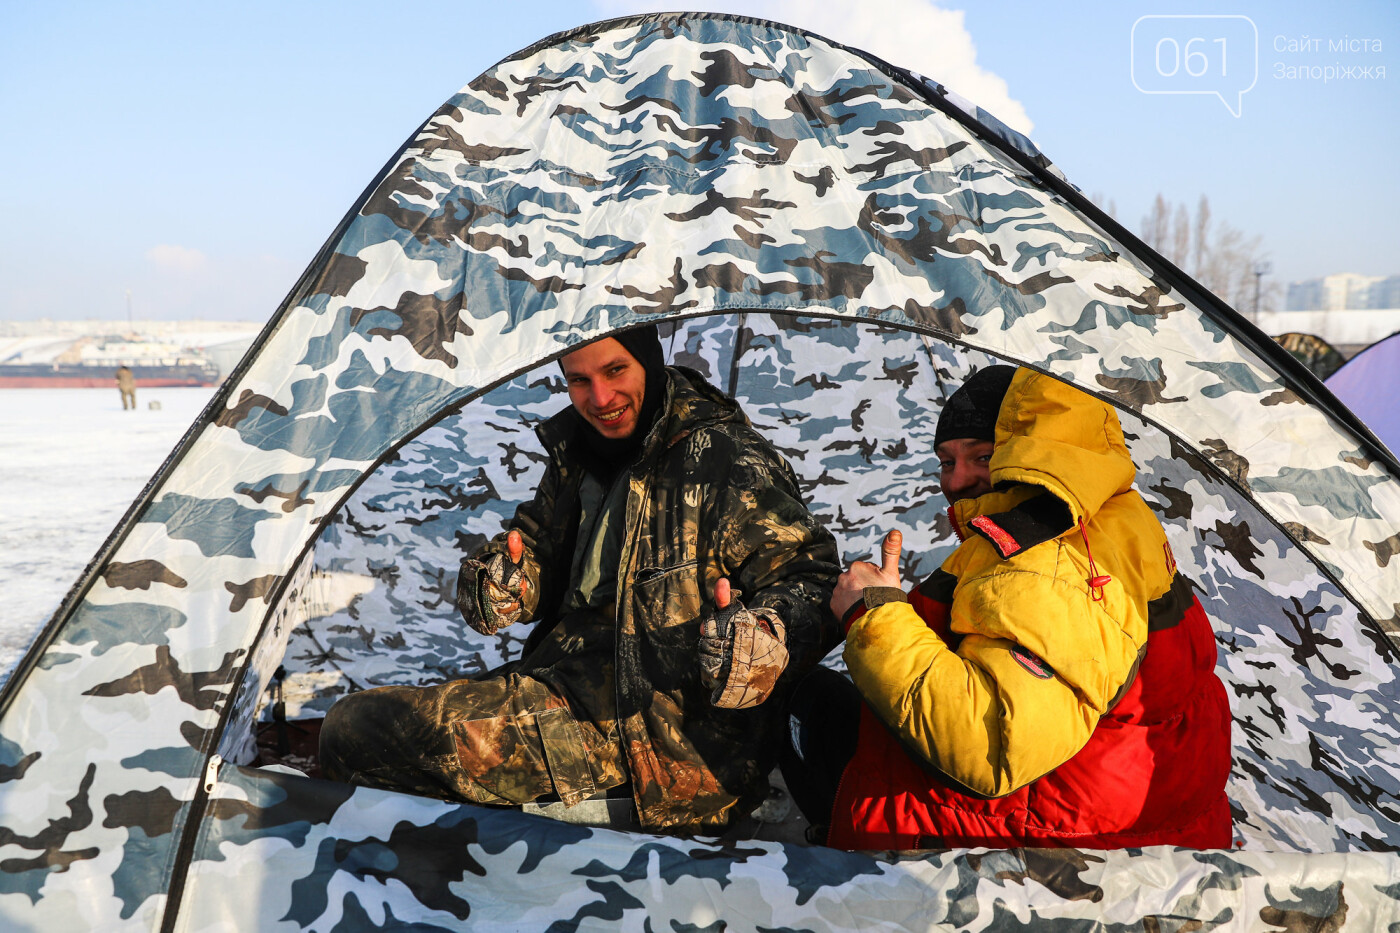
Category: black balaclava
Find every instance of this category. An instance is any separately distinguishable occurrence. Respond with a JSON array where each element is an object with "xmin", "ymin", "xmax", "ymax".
[
  {"xmin": 565, "ymin": 325, "xmax": 668, "ymax": 480},
  {"xmin": 934, "ymin": 364, "xmax": 1017, "ymax": 449}
]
